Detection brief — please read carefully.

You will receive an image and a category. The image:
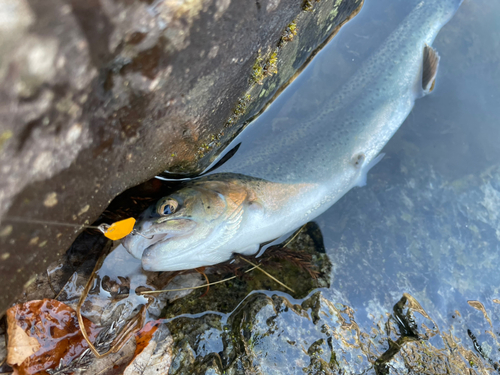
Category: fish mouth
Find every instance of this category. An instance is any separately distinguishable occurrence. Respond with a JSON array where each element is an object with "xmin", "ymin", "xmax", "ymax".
[
  {"xmin": 140, "ymin": 218, "xmax": 218, "ymax": 271},
  {"xmin": 123, "ymin": 218, "xmax": 197, "ymax": 259},
  {"xmin": 145, "ymin": 221, "xmax": 196, "ymax": 247},
  {"xmin": 141, "ymin": 234, "xmax": 209, "ymax": 272}
]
